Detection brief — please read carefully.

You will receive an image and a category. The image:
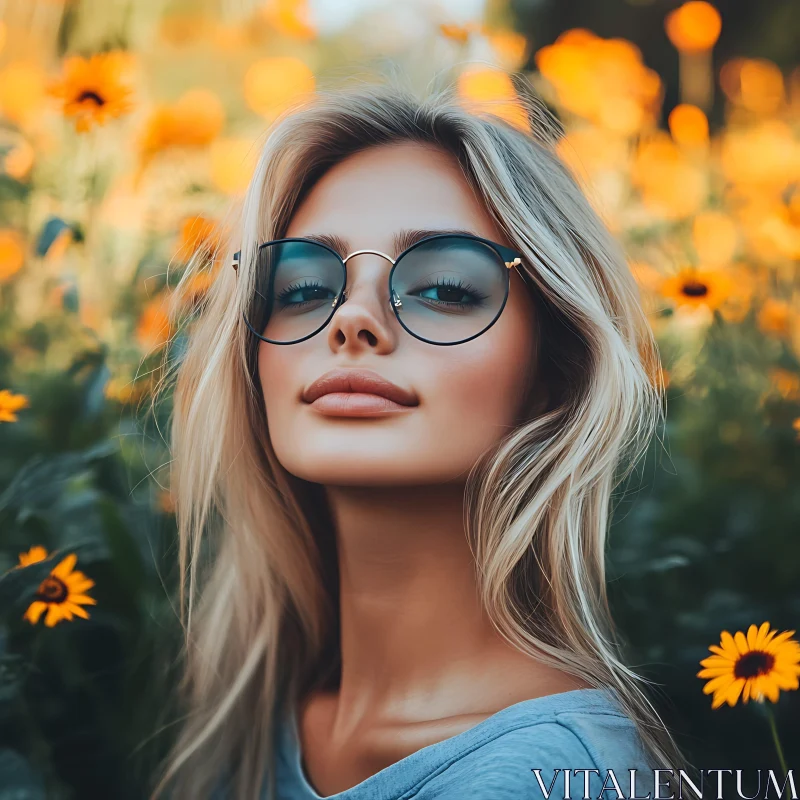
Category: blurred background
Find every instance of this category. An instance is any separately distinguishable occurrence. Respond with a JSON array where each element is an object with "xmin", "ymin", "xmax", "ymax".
[{"xmin": 0, "ymin": 0, "xmax": 798, "ymax": 797}]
